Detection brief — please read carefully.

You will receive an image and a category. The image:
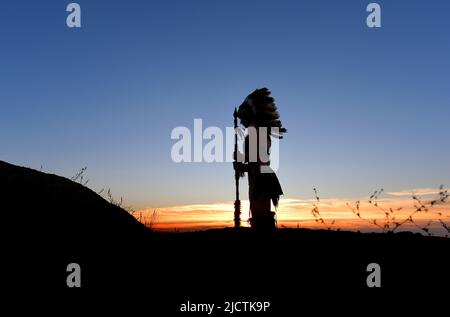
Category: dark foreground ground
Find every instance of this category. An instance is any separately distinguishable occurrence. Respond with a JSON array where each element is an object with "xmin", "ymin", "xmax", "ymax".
[{"xmin": 2, "ymin": 160, "xmax": 449, "ymax": 314}]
